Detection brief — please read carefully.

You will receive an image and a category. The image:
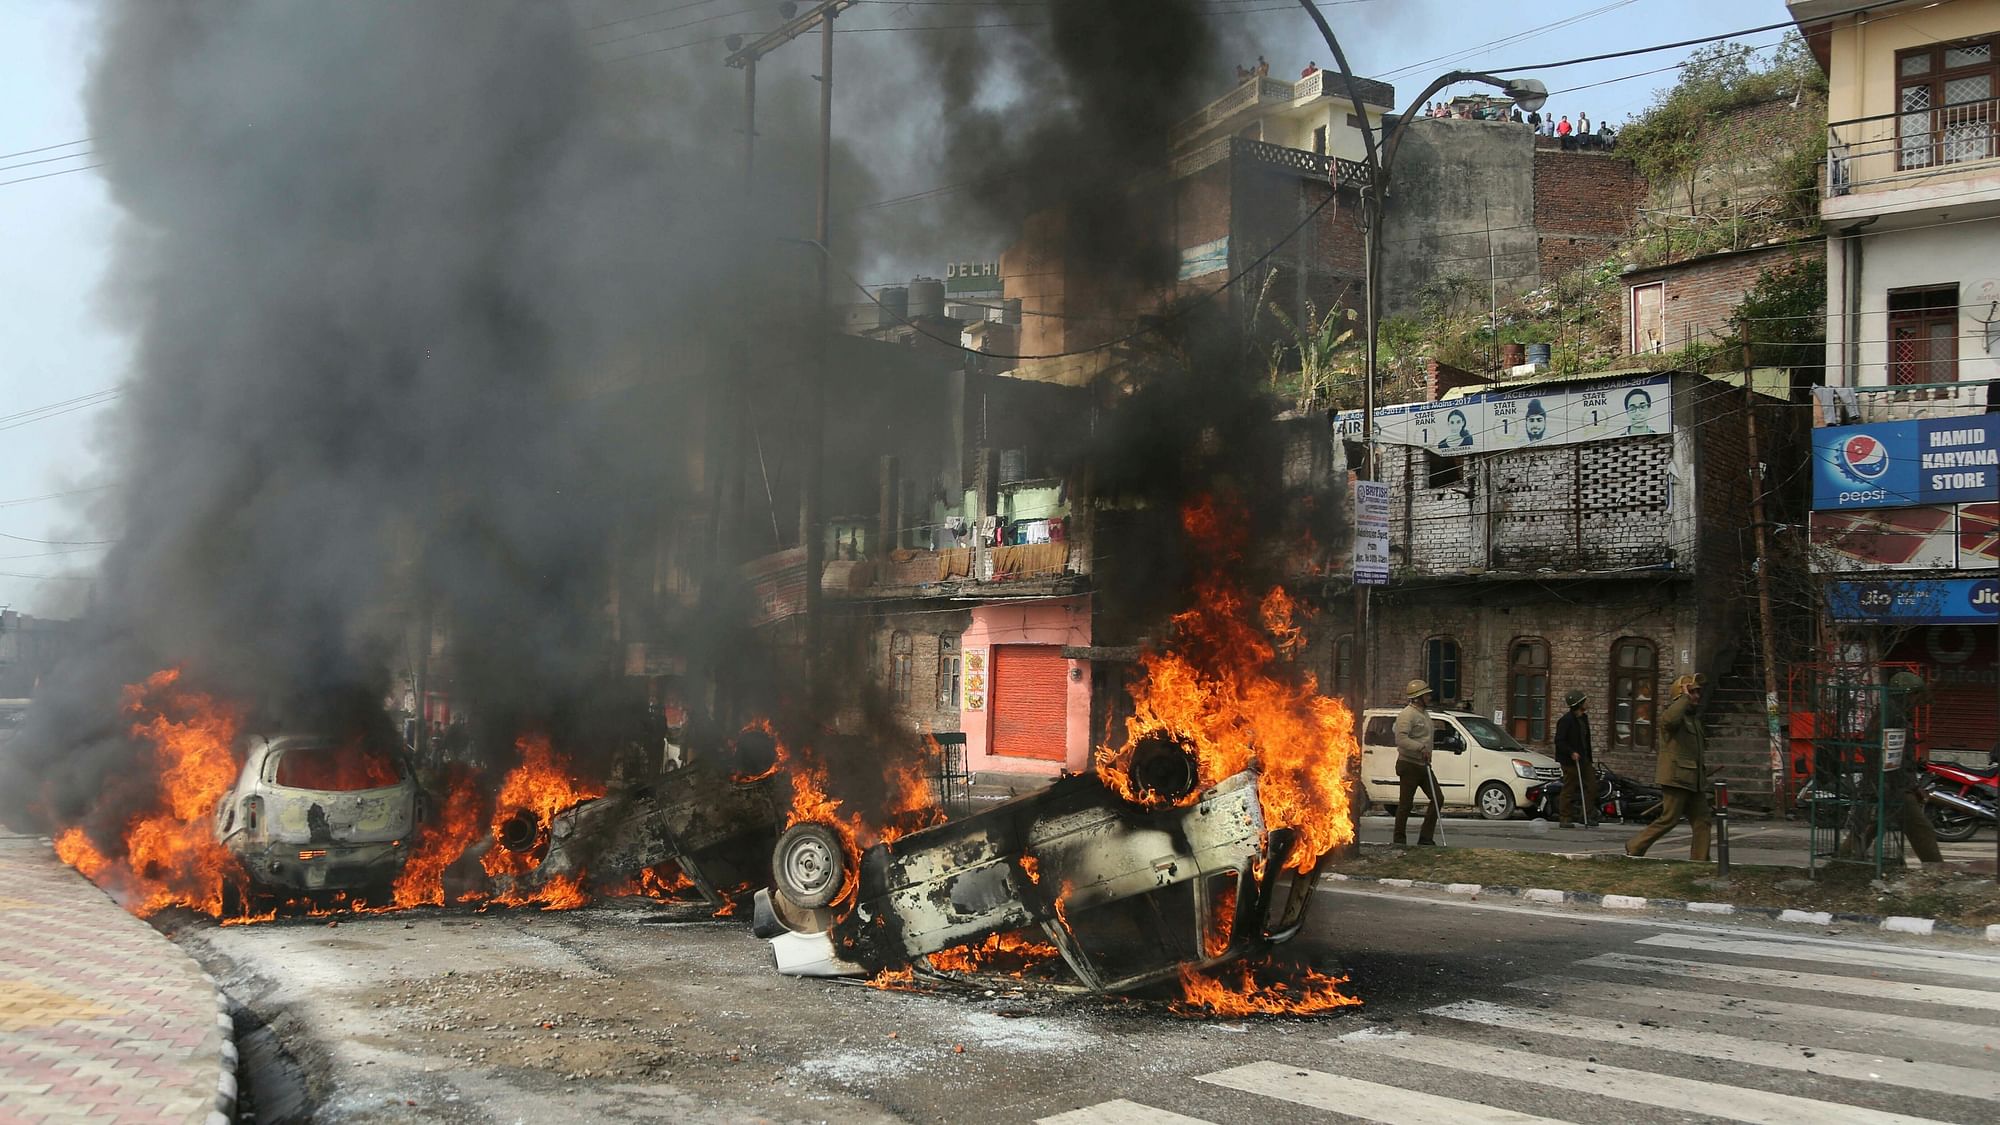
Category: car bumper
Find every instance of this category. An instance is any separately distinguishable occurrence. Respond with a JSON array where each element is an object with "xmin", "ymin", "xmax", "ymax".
[{"xmin": 229, "ymin": 840, "xmax": 407, "ymax": 892}]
